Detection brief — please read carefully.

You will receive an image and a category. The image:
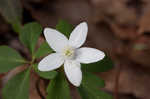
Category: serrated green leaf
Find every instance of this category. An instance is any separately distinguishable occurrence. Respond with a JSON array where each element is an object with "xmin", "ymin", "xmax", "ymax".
[
  {"xmin": 56, "ymin": 20, "xmax": 74, "ymax": 38},
  {"xmin": 0, "ymin": 46, "xmax": 25, "ymax": 73},
  {"xmin": 33, "ymin": 64, "xmax": 57, "ymax": 79},
  {"xmin": 20, "ymin": 22, "xmax": 42, "ymax": 55},
  {"xmin": 46, "ymin": 72, "xmax": 71, "ymax": 99},
  {"xmin": 82, "ymin": 55, "xmax": 114, "ymax": 73},
  {"xmin": 34, "ymin": 41, "xmax": 53, "ymax": 59},
  {"xmin": 2, "ymin": 68, "xmax": 31, "ymax": 99},
  {"xmin": 0, "ymin": 0, "xmax": 22, "ymax": 33}
]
